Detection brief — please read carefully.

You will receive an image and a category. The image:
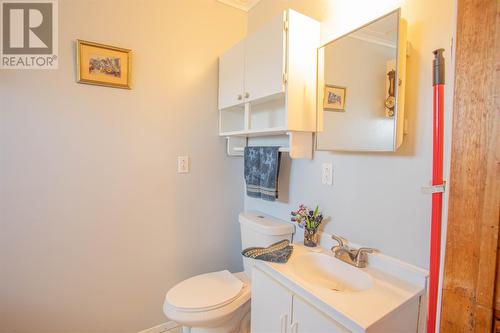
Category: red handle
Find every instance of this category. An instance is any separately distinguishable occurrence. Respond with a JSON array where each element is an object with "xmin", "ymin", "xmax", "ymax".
[{"xmin": 427, "ymin": 49, "xmax": 445, "ymax": 333}]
